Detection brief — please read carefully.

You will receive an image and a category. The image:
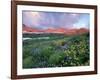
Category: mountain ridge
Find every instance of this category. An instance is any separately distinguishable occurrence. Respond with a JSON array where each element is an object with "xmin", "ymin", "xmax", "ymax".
[{"xmin": 23, "ymin": 24, "xmax": 89, "ymax": 35}]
